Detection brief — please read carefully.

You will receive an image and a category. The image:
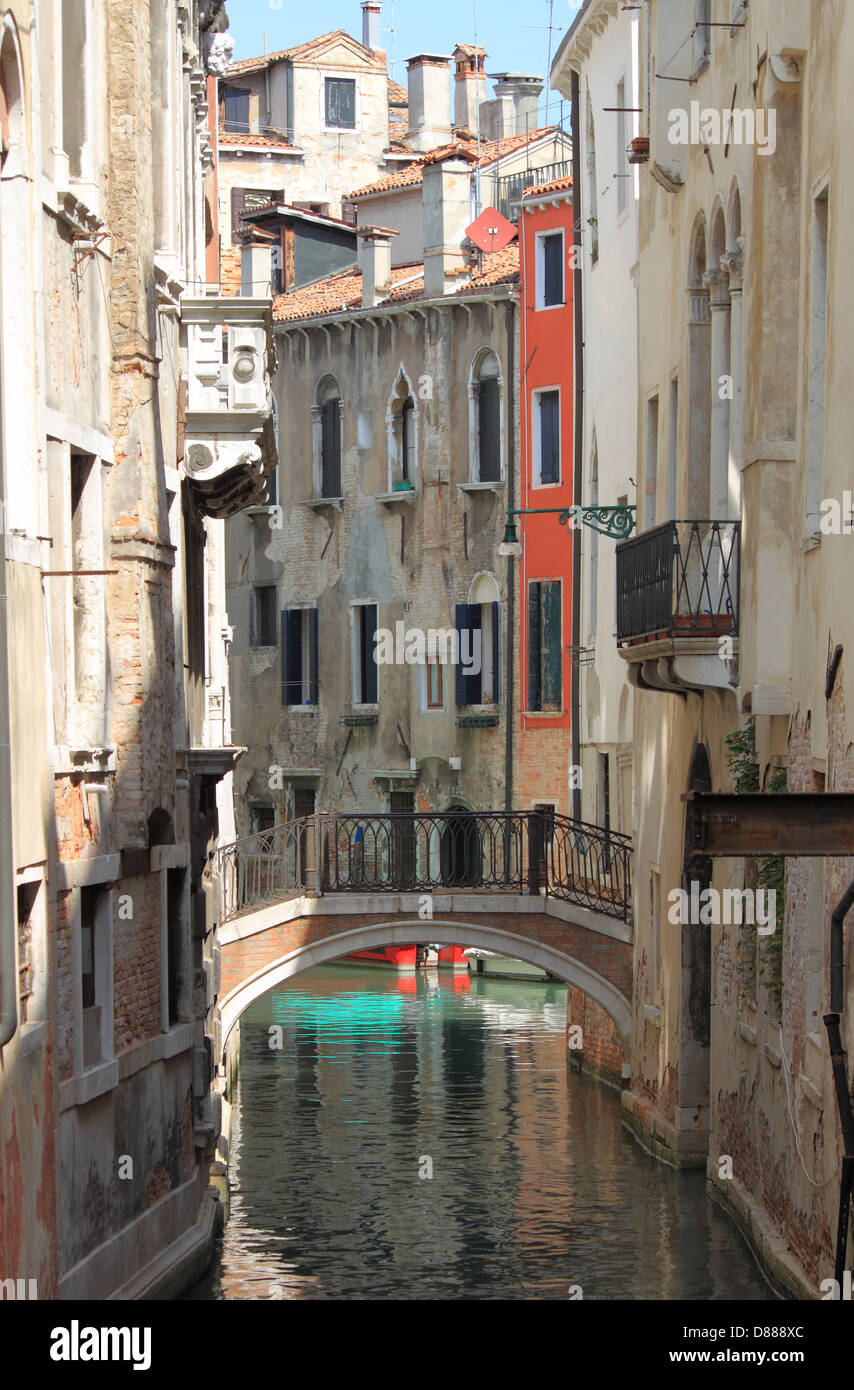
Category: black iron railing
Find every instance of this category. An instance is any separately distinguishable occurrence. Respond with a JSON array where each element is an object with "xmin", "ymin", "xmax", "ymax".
[
  {"xmin": 214, "ymin": 810, "xmax": 632, "ymax": 924},
  {"xmin": 616, "ymin": 519, "xmax": 740, "ymax": 645},
  {"xmin": 493, "ymin": 160, "xmax": 573, "ymax": 221}
]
